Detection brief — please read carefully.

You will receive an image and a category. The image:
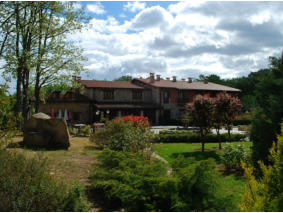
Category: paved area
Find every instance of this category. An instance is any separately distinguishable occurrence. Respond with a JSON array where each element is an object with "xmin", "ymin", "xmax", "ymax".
[{"xmin": 150, "ymin": 126, "xmax": 246, "ymax": 135}]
